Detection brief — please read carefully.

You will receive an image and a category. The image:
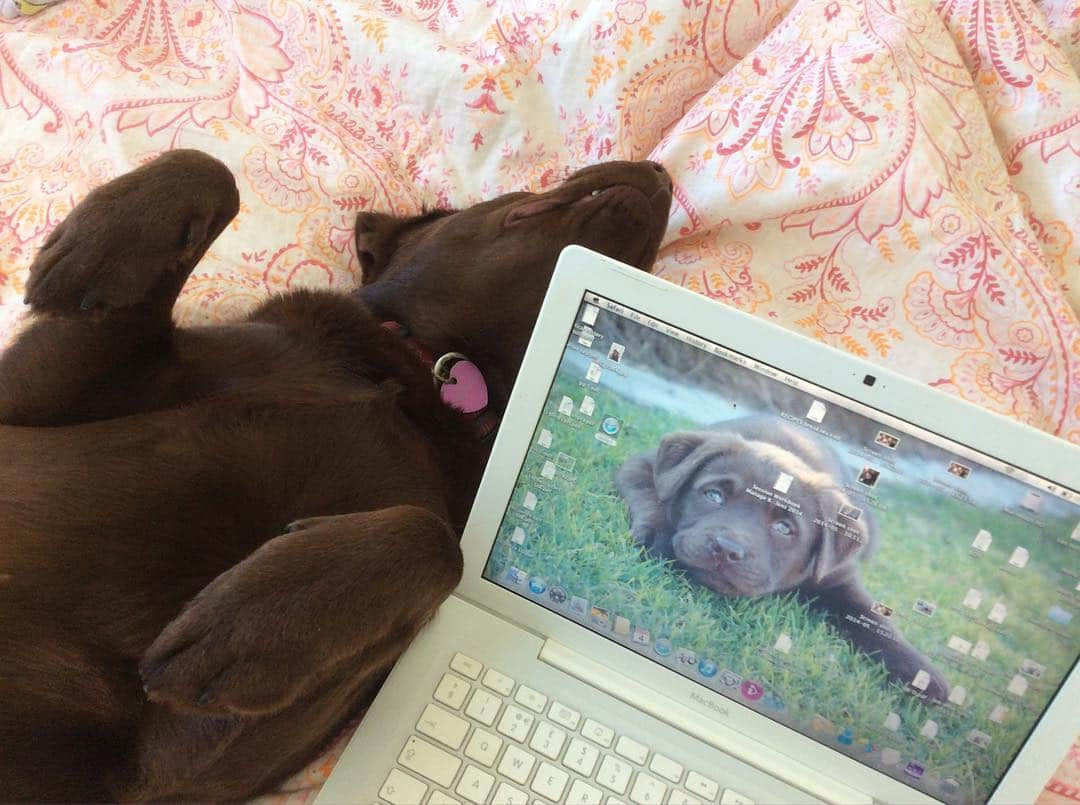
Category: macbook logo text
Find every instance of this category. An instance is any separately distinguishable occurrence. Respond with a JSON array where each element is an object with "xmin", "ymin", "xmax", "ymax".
[{"xmin": 690, "ymin": 691, "xmax": 730, "ymax": 718}]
